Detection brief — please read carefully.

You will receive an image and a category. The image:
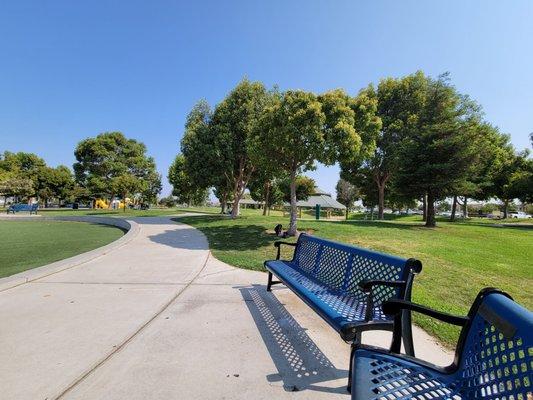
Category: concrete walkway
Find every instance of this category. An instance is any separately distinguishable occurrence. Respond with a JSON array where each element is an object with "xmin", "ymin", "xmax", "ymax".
[{"xmin": 0, "ymin": 217, "xmax": 452, "ymax": 400}]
